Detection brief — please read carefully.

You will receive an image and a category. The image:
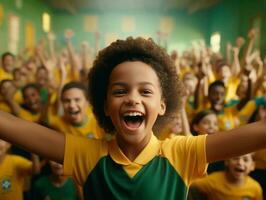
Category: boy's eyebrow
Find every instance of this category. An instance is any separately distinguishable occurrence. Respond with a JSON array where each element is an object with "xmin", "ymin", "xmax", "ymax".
[{"xmin": 110, "ymin": 82, "xmax": 155, "ymax": 87}]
